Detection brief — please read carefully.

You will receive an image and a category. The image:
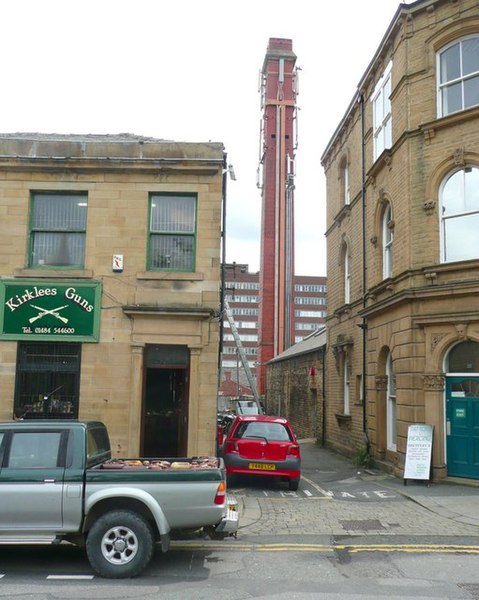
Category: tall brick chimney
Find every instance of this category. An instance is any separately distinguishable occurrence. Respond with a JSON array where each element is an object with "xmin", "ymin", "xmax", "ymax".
[{"xmin": 257, "ymin": 38, "xmax": 298, "ymax": 395}]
